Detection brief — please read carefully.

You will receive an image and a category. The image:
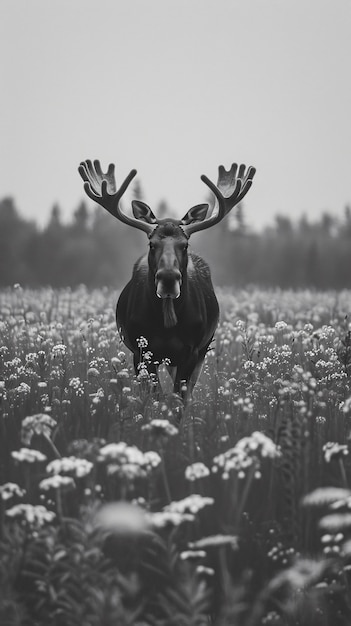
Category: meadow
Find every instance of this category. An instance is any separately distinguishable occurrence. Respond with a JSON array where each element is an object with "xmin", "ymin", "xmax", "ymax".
[{"xmin": 1, "ymin": 285, "xmax": 351, "ymax": 625}]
